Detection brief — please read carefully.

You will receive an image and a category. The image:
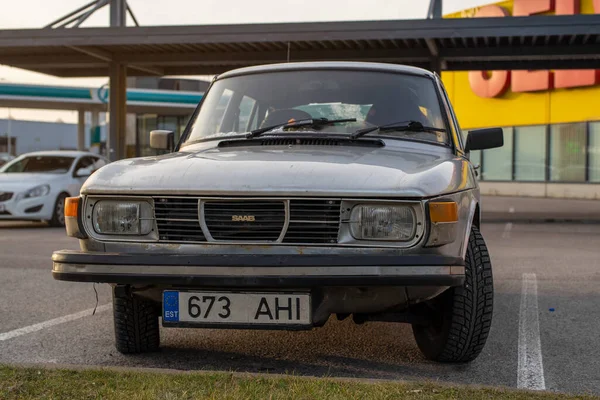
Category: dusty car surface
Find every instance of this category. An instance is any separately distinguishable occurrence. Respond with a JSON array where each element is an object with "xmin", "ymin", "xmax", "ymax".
[{"xmin": 52, "ymin": 62, "xmax": 503, "ymax": 363}]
